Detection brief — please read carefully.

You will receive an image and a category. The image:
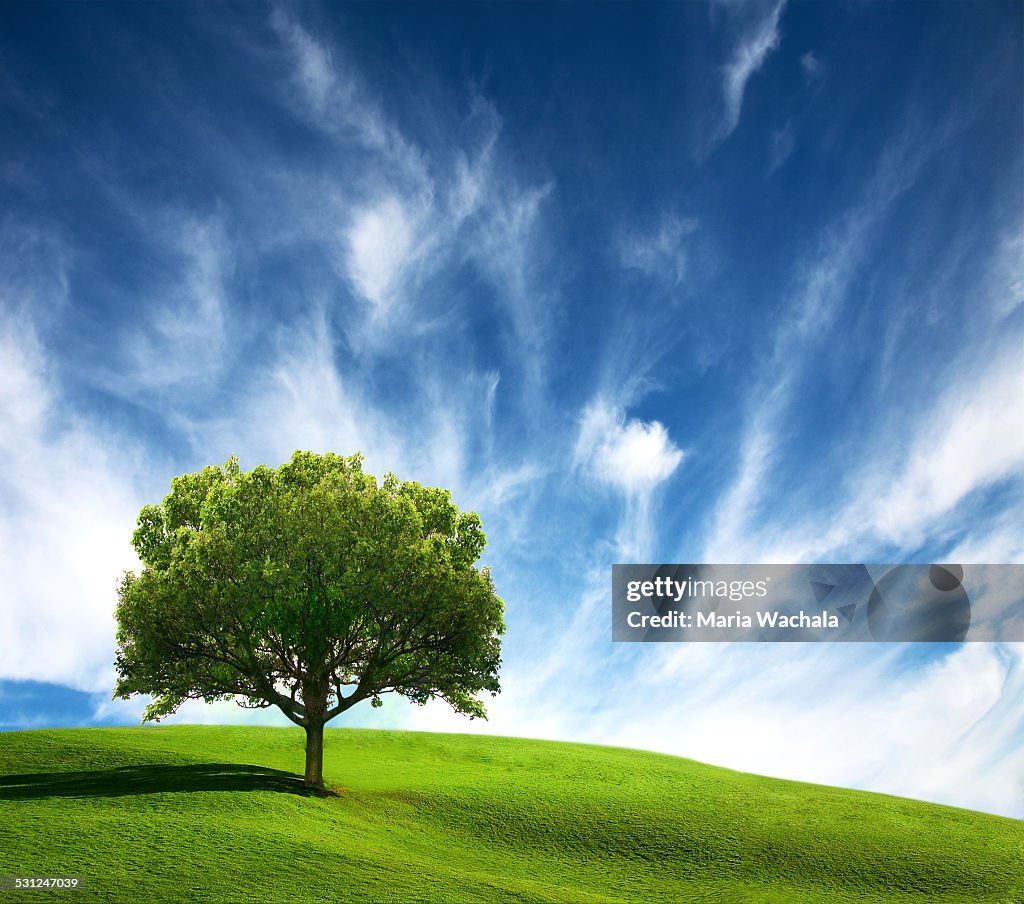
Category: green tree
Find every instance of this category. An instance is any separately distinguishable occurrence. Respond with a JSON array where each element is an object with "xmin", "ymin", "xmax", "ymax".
[{"xmin": 114, "ymin": 451, "xmax": 504, "ymax": 789}]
